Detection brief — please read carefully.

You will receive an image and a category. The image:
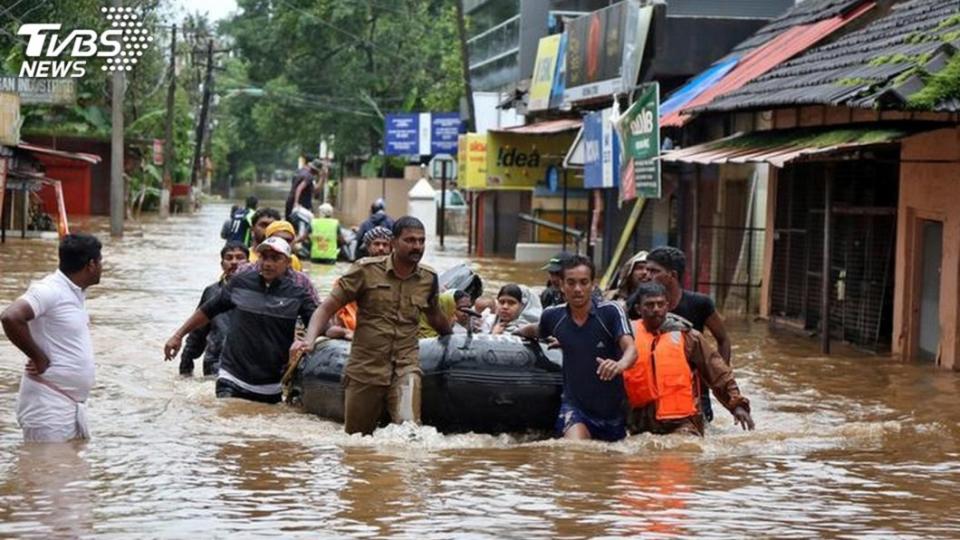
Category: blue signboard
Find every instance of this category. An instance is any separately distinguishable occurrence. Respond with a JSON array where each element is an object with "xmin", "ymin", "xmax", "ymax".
[
  {"xmin": 583, "ymin": 108, "xmax": 620, "ymax": 189},
  {"xmin": 385, "ymin": 113, "xmax": 419, "ymax": 156},
  {"xmin": 430, "ymin": 113, "xmax": 461, "ymax": 155}
]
